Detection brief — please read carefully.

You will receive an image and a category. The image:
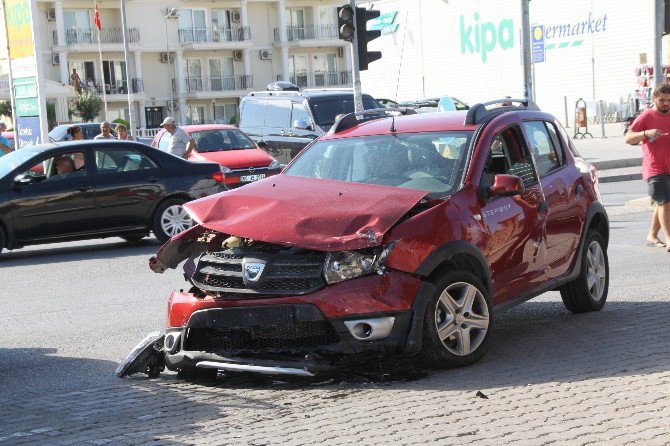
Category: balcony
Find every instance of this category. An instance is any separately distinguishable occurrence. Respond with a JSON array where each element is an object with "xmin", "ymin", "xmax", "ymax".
[
  {"xmin": 276, "ymin": 71, "xmax": 352, "ymax": 89},
  {"xmin": 52, "ymin": 28, "xmax": 140, "ymax": 46},
  {"xmin": 178, "ymin": 26, "xmax": 251, "ymax": 44},
  {"xmin": 71, "ymin": 78, "xmax": 144, "ymax": 95},
  {"xmin": 273, "ymin": 25, "xmax": 338, "ymax": 42},
  {"xmin": 172, "ymin": 75, "xmax": 253, "ymax": 94}
]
